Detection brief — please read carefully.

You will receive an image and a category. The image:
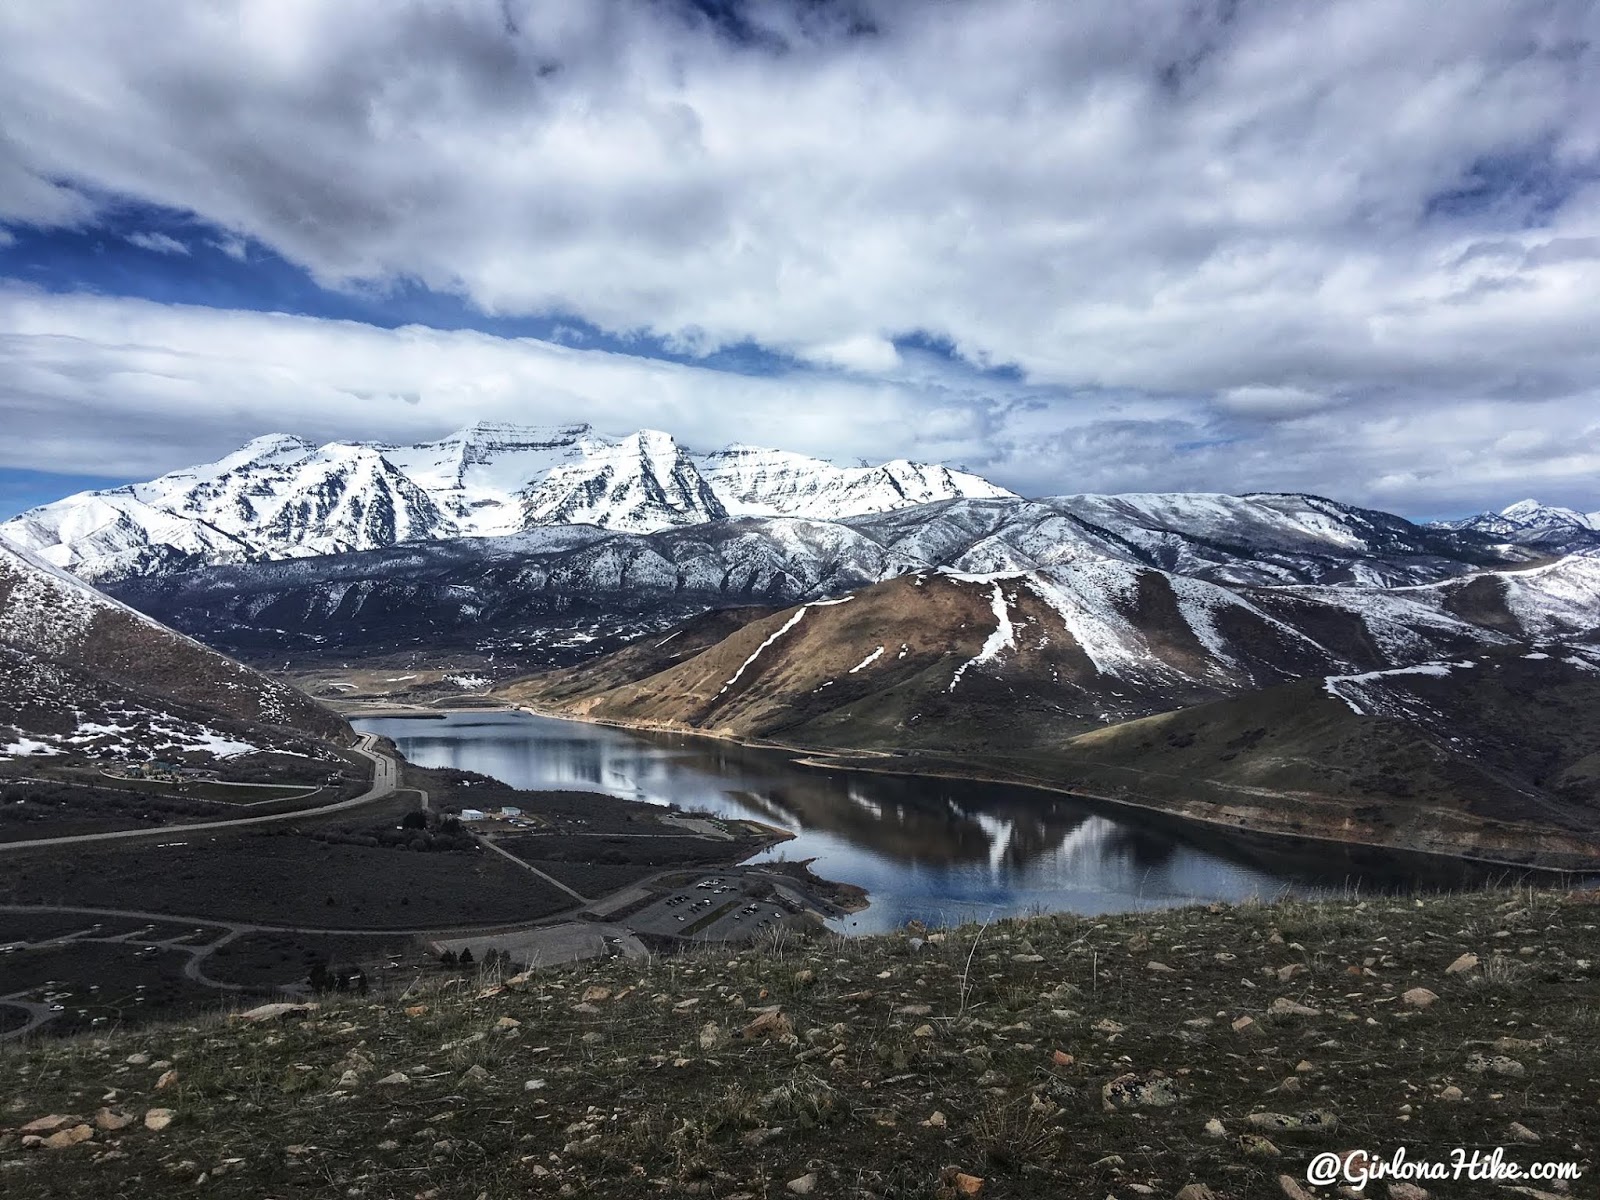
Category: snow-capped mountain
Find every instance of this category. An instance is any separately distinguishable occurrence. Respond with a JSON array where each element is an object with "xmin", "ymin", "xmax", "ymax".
[
  {"xmin": 1434, "ymin": 498, "xmax": 1600, "ymax": 554},
  {"xmin": 1, "ymin": 423, "xmax": 1014, "ymax": 581},
  {"xmin": 695, "ymin": 444, "xmax": 1013, "ymax": 519},
  {"xmin": 0, "ymin": 537, "xmax": 346, "ymax": 760}
]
